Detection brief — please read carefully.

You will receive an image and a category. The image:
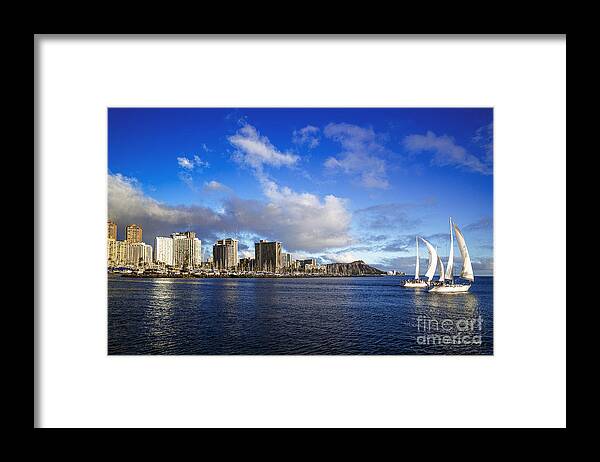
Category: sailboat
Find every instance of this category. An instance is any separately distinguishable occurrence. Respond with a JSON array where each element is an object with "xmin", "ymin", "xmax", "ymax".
[
  {"xmin": 402, "ymin": 237, "xmax": 428, "ymax": 288},
  {"xmin": 429, "ymin": 217, "xmax": 474, "ymax": 293}
]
